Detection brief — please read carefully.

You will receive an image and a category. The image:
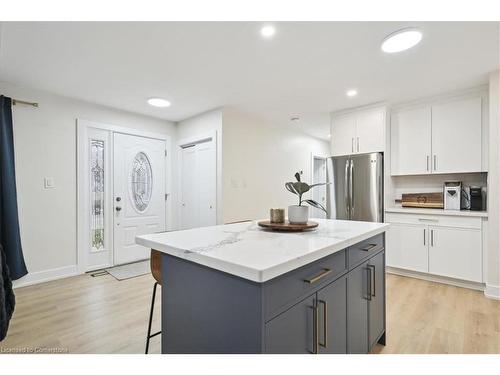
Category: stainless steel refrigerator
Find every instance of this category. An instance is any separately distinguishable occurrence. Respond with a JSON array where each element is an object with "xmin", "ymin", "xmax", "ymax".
[{"xmin": 326, "ymin": 152, "xmax": 383, "ymax": 222}]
